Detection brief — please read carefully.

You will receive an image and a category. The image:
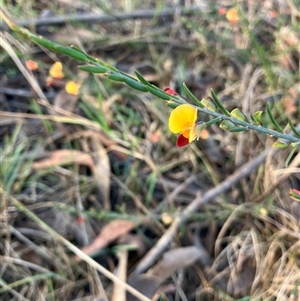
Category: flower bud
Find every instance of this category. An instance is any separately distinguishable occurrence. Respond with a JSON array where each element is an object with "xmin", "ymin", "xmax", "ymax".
[
  {"xmin": 219, "ymin": 120, "xmax": 235, "ymax": 131},
  {"xmin": 273, "ymin": 141, "xmax": 289, "ymax": 148},
  {"xmin": 200, "ymin": 97, "xmax": 217, "ymax": 112},
  {"xmin": 164, "ymin": 87, "xmax": 177, "ymax": 95},
  {"xmin": 230, "ymin": 108, "xmax": 247, "ymax": 121},
  {"xmin": 251, "ymin": 111, "xmax": 263, "ymax": 125}
]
